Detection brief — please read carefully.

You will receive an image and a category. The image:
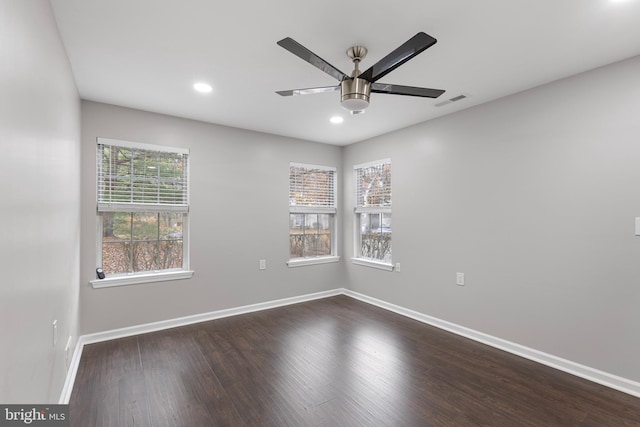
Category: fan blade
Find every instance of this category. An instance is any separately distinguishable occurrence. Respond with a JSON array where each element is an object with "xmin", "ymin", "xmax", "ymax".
[
  {"xmin": 276, "ymin": 86, "xmax": 340, "ymax": 96},
  {"xmin": 358, "ymin": 32, "xmax": 437, "ymax": 83},
  {"xmin": 371, "ymin": 83, "xmax": 445, "ymax": 98},
  {"xmin": 277, "ymin": 38, "xmax": 347, "ymax": 82}
]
